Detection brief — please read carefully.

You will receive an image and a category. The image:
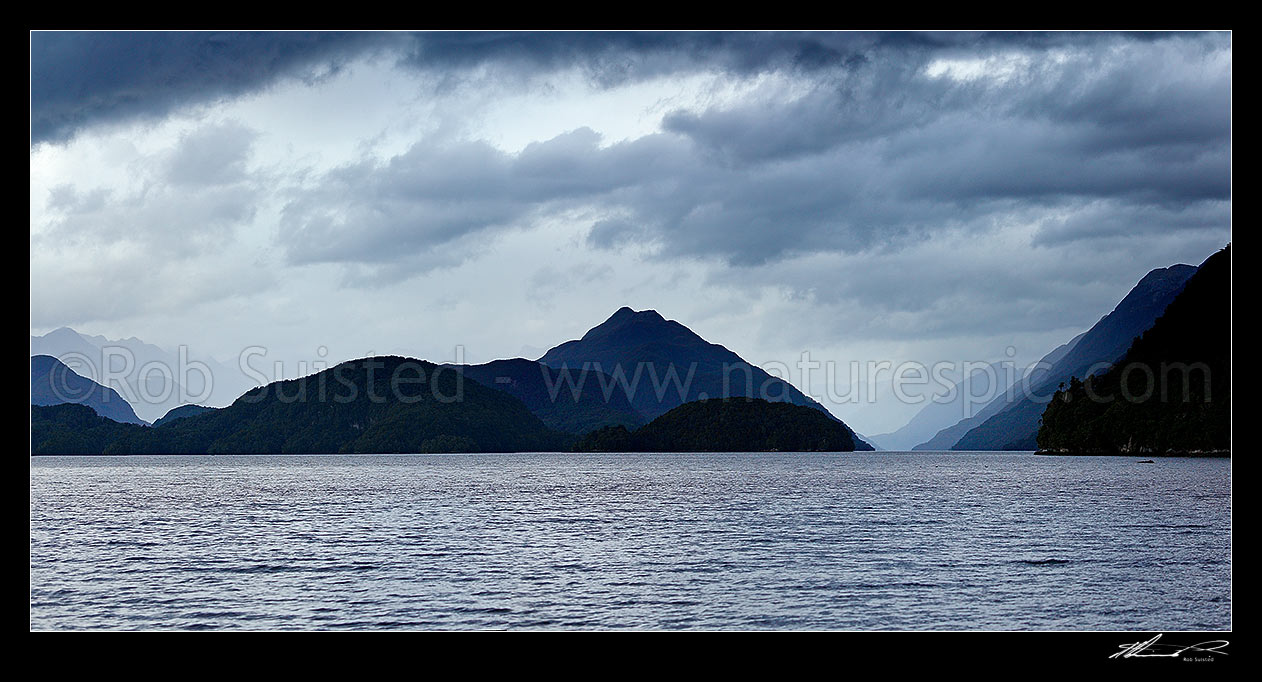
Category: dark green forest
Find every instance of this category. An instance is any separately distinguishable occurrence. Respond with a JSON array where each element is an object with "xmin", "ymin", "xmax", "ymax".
[
  {"xmin": 32, "ymin": 403, "xmax": 150, "ymax": 455},
  {"xmin": 574, "ymin": 397, "xmax": 859, "ymax": 452}
]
